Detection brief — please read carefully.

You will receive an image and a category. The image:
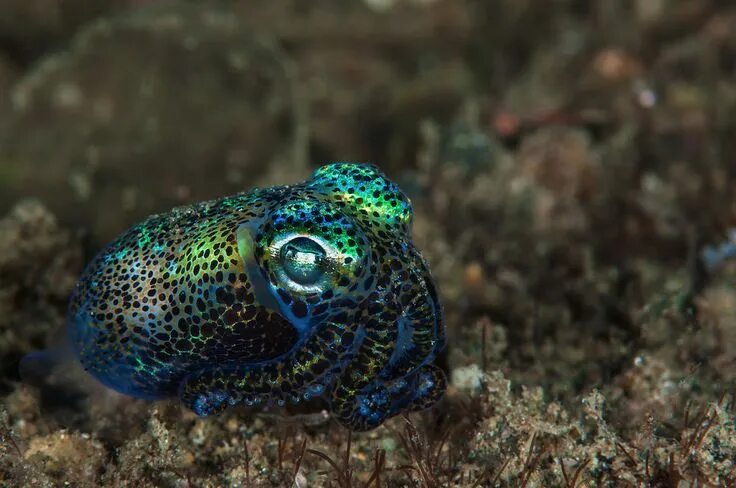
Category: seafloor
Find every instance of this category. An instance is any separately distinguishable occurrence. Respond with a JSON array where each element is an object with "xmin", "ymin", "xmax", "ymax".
[{"xmin": 1, "ymin": 1, "xmax": 736, "ymax": 487}]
